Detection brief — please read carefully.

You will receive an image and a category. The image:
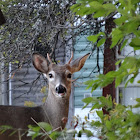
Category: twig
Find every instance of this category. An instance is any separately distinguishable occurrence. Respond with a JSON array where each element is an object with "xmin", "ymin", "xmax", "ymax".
[
  {"xmin": 18, "ymin": 129, "xmax": 21, "ymax": 140},
  {"xmin": 52, "ymin": 126, "xmax": 62, "ymax": 132}
]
